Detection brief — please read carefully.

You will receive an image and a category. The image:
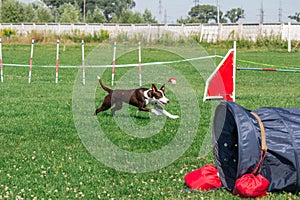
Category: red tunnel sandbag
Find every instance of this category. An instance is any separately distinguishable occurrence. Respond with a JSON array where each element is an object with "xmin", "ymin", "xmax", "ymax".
[{"xmin": 184, "ymin": 164, "xmax": 222, "ymax": 191}]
